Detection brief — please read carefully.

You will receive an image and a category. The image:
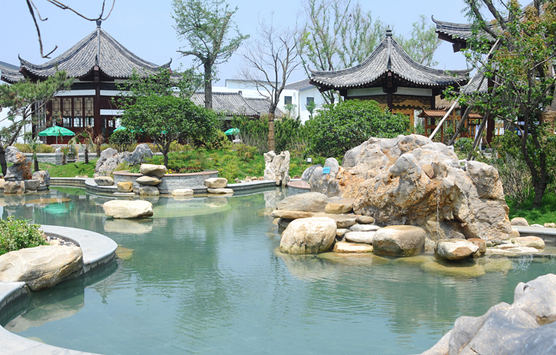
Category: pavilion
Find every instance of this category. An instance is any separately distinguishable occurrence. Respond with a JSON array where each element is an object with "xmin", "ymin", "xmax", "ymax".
[
  {"xmin": 0, "ymin": 21, "xmax": 171, "ymax": 144},
  {"xmin": 309, "ymin": 29, "xmax": 469, "ymax": 127}
]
